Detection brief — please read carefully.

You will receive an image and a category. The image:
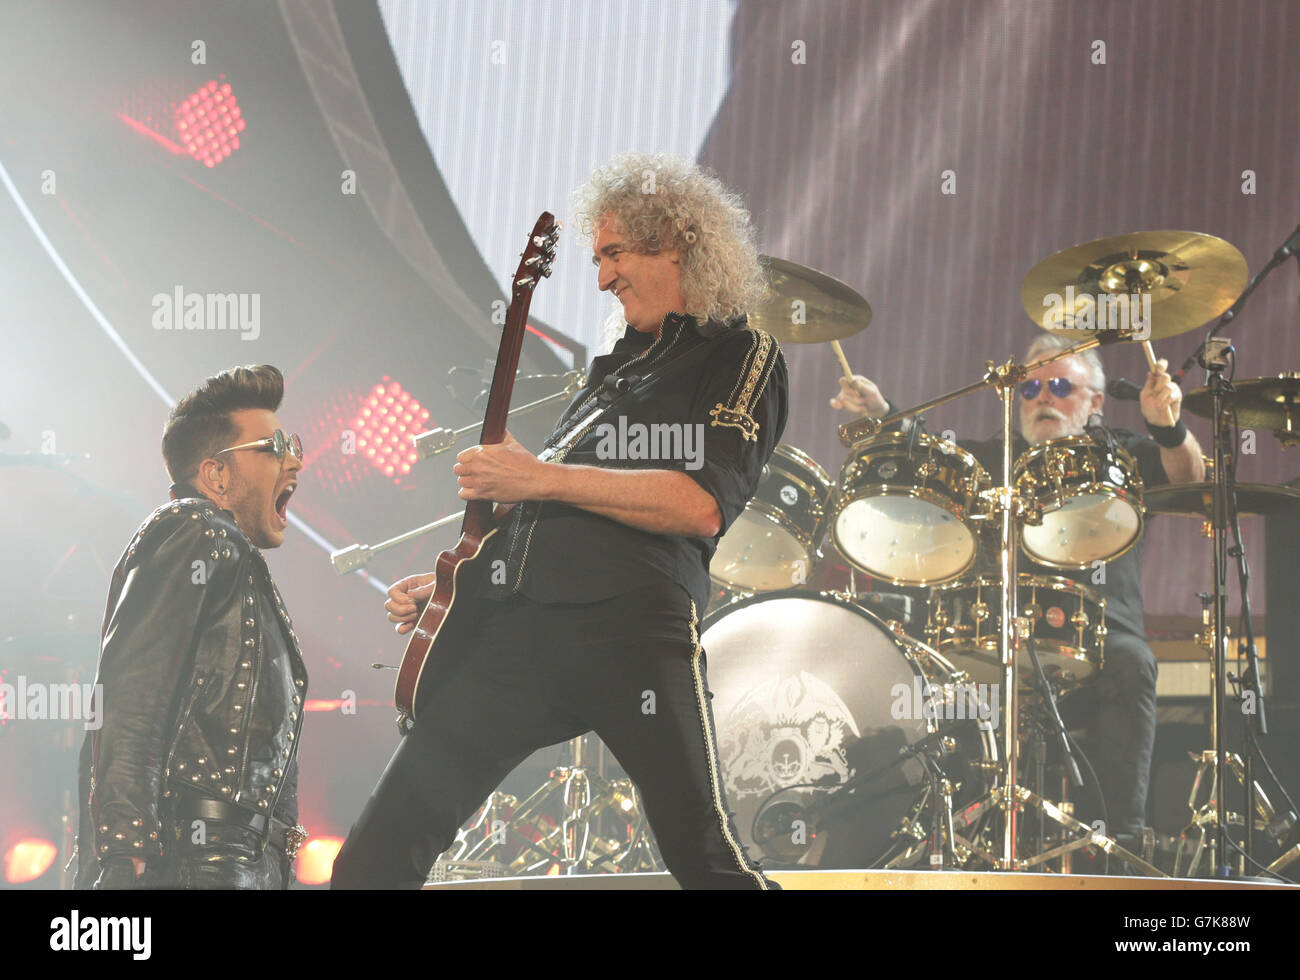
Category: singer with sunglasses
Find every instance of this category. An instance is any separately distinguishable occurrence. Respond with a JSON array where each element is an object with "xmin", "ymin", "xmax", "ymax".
[
  {"xmin": 75, "ymin": 364, "xmax": 311, "ymax": 889},
  {"xmin": 831, "ymin": 333, "xmax": 1203, "ymax": 864}
]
